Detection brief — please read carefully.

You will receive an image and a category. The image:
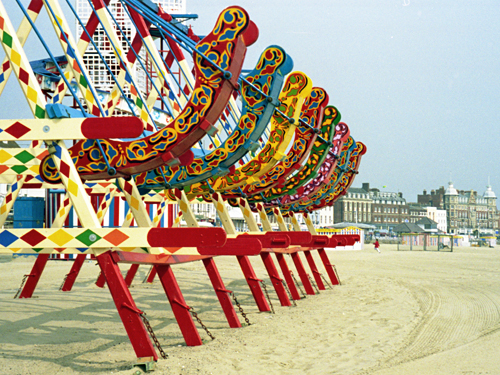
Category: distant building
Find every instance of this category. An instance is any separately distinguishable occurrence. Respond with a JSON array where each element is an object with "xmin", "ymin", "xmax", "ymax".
[
  {"xmin": 335, "ymin": 183, "xmax": 408, "ymax": 232},
  {"xmin": 408, "ymin": 204, "xmax": 427, "ymax": 224},
  {"xmin": 416, "ymin": 217, "xmax": 439, "ymax": 233},
  {"xmin": 418, "ymin": 187, "xmax": 445, "ymax": 208},
  {"xmin": 443, "ymin": 182, "xmax": 498, "ymax": 235},
  {"xmin": 333, "ymin": 184, "xmax": 371, "ymax": 224},
  {"xmin": 369, "ymin": 187, "xmax": 408, "ymax": 231},
  {"xmin": 426, "ymin": 206, "xmax": 447, "ymax": 233}
]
